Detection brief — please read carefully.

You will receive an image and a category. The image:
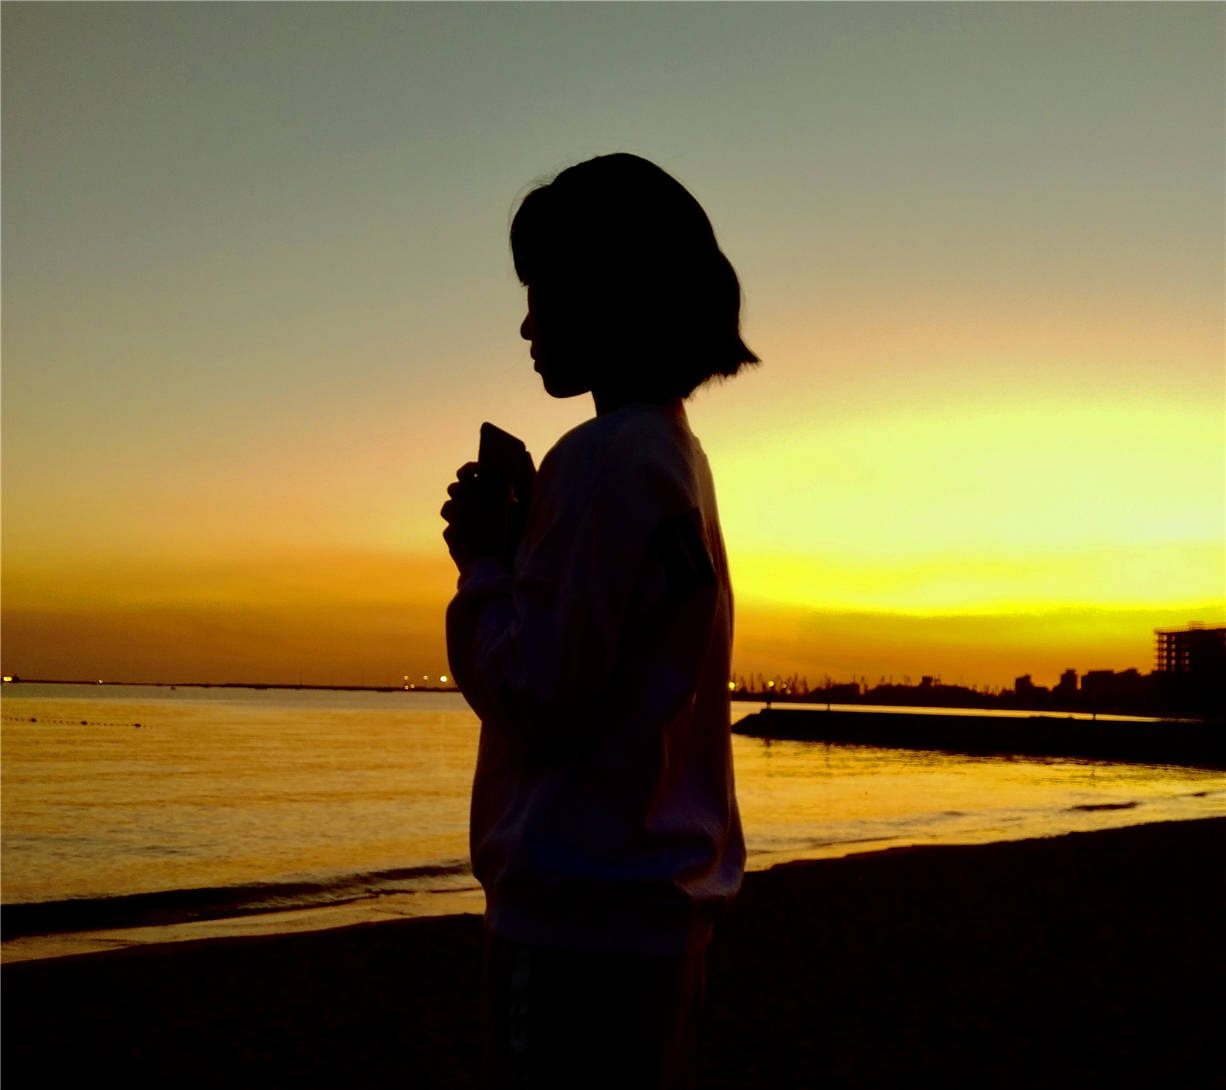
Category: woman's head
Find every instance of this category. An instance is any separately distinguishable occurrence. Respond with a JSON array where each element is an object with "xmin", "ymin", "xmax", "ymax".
[{"xmin": 510, "ymin": 153, "xmax": 758, "ymax": 401}]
